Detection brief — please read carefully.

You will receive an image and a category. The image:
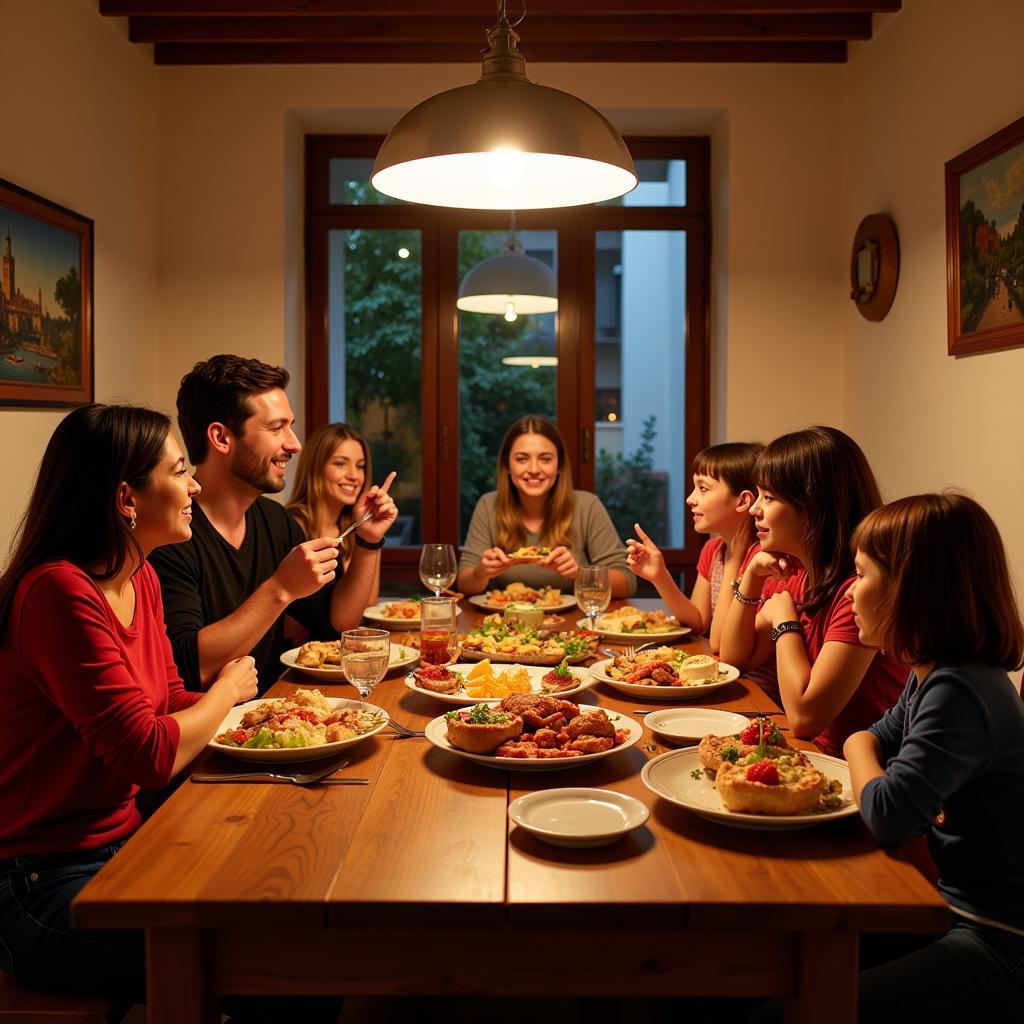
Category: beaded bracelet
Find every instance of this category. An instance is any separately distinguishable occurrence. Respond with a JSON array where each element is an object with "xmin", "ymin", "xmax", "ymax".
[{"xmin": 731, "ymin": 577, "xmax": 764, "ymax": 606}]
